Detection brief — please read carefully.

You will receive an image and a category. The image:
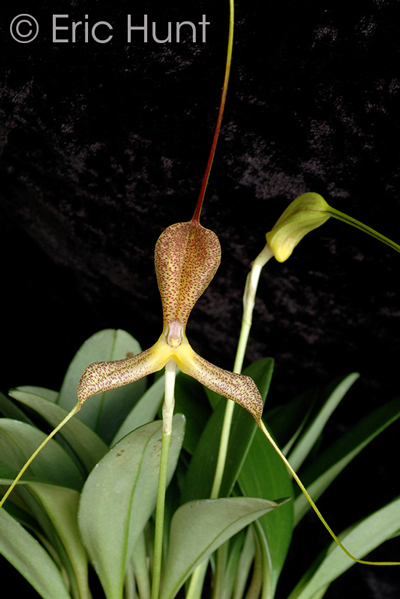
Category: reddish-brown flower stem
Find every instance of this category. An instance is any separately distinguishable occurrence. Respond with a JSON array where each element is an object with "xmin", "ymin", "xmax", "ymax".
[{"xmin": 192, "ymin": 0, "xmax": 234, "ymax": 224}]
